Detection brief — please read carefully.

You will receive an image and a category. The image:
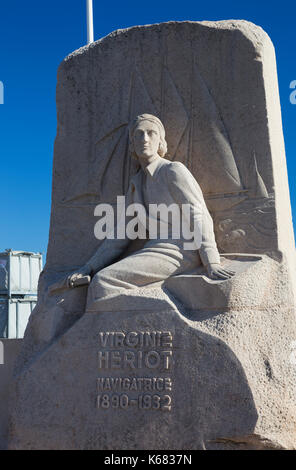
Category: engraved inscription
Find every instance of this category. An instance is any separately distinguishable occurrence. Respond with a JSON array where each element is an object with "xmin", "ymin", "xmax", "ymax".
[
  {"xmin": 98, "ymin": 350, "xmax": 172, "ymax": 369},
  {"xmin": 97, "ymin": 331, "xmax": 173, "ymax": 411},
  {"xmin": 97, "ymin": 393, "xmax": 172, "ymax": 411},
  {"xmin": 98, "ymin": 331, "xmax": 173, "ymax": 348},
  {"xmin": 97, "ymin": 377, "xmax": 172, "ymax": 392}
]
